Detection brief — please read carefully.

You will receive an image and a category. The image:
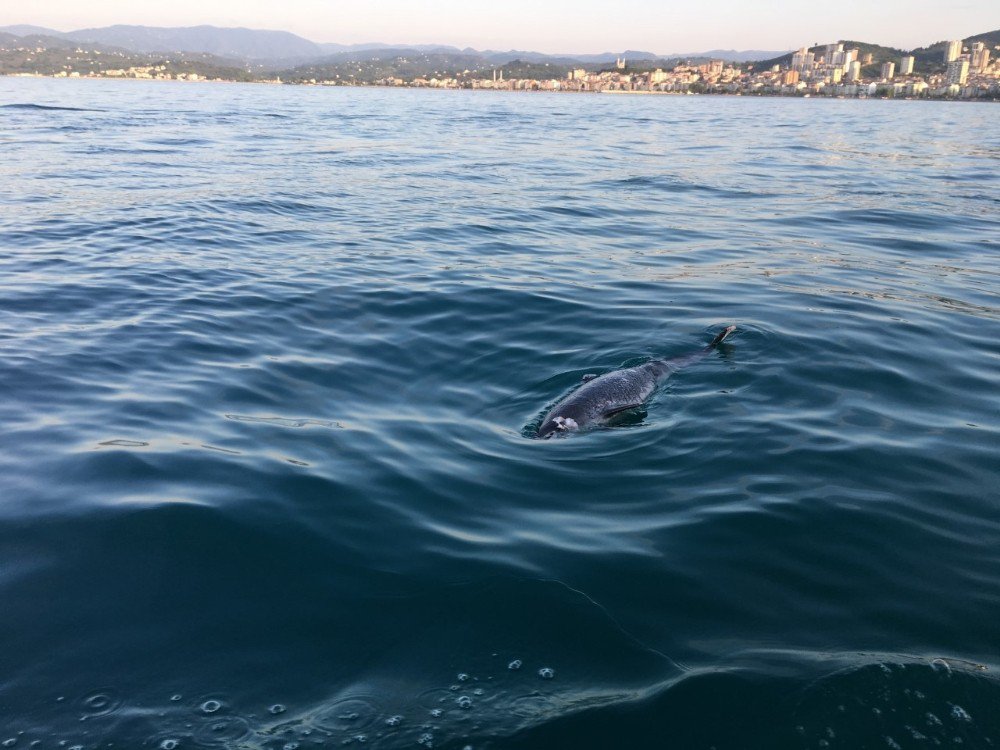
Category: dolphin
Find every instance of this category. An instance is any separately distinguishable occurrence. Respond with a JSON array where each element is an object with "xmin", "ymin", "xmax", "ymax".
[{"xmin": 536, "ymin": 326, "xmax": 736, "ymax": 439}]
